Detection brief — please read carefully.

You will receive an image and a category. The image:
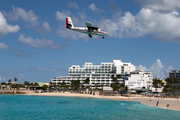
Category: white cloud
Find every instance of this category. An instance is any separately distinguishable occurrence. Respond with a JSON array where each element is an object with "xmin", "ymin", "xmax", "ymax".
[
  {"xmin": 3, "ymin": 6, "xmax": 39, "ymax": 26},
  {"xmin": 42, "ymin": 22, "xmax": 52, "ymax": 32},
  {"xmin": 136, "ymin": 64, "xmax": 148, "ymax": 71},
  {"xmin": 3, "ymin": 6, "xmax": 51, "ymax": 33},
  {"xmin": 135, "ymin": 0, "xmax": 180, "ymax": 12},
  {"xmin": 54, "ymin": 1, "xmax": 180, "ymax": 43},
  {"xmin": 56, "ymin": 10, "xmax": 71, "ymax": 22},
  {"xmin": 0, "ymin": 43, "xmax": 8, "ymax": 49},
  {"xmin": 0, "ymin": 12, "xmax": 20, "ymax": 38},
  {"xmin": 149, "ymin": 59, "xmax": 166, "ymax": 79},
  {"xmin": 18, "ymin": 34, "xmax": 61, "ymax": 50},
  {"xmin": 89, "ymin": 3, "xmax": 98, "ymax": 11},
  {"xmin": 68, "ymin": 2, "xmax": 79, "ymax": 10},
  {"xmin": 136, "ymin": 59, "xmax": 174, "ymax": 79},
  {"xmin": 99, "ymin": 7, "xmax": 180, "ymax": 43},
  {"xmin": 88, "ymin": 3, "xmax": 104, "ymax": 12}
]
